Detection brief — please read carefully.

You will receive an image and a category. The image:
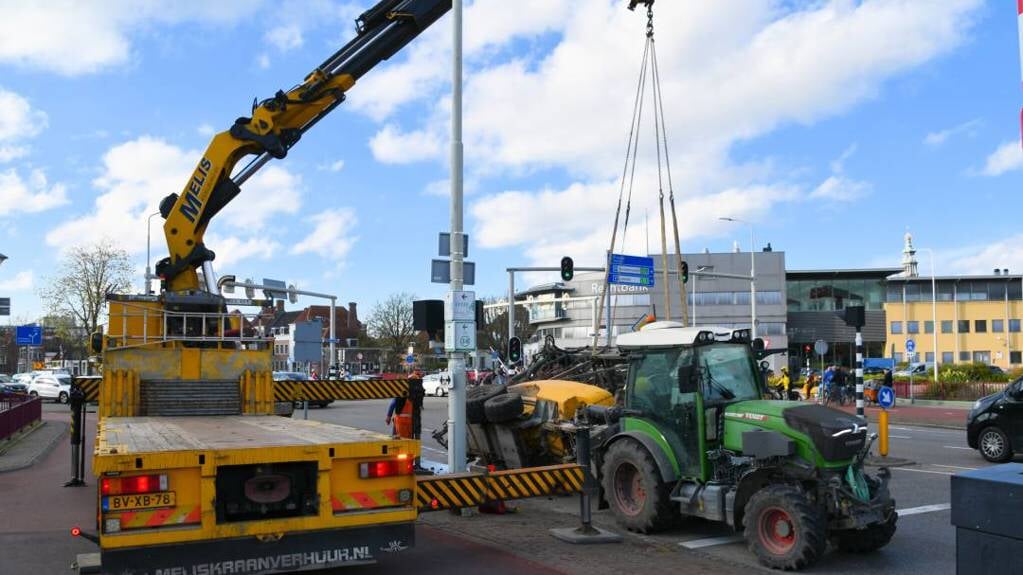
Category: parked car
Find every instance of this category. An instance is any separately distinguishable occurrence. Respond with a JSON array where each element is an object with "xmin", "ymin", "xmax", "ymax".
[
  {"xmin": 967, "ymin": 377, "xmax": 1023, "ymax": 462},
  {"xmin": 27, "ymin": 373, "xmax": 72, "ymax": 403},
  {"xmin": 272, "ymin": 371, "xmax": 333, "ymax": 408},
  {"xmin": 422, "ymin": 371, "xmax": 450, "ymax": 397},
  {"xmin": 12, "ymin": 373, "xmax": 33, "ymax": 385},
  {"xmin": 1, "ymin": 373, "xmax": 28, "ymax": 394},
  {"xmin": 894, "ymin": 362, "xmax": 931, "ymax": 377}
]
